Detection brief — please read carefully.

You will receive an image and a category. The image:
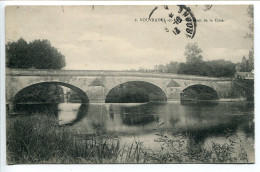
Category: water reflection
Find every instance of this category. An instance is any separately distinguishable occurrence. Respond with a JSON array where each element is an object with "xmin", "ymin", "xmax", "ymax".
[
  {"xmin": 14, "ymin": 101, "xmax": 254, "ymax": 137},
  {"xmin": 14, "ymin": 103, "xmax": 59, "ymax": 116},
  {"xmin": 60, "ymin": 103, "xmax": 89, "ymax": 126},
  {"xmin": 118, "ymin": 103, "xmax": 165, "ymax": 126},
  {"xmin": 14, "ymin": 103, "xmax": 89, "ymax": 126},
  {"xmin": 13, "ymin": 101, "xmax": 254, "ymax": 160},
  {"xmin": 176, "ymin": 122, "xmax": 239, "ymax": 144},
  {"xmin": 181, "ymin": 100, "xmax": 219, "ymax": 107}
]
